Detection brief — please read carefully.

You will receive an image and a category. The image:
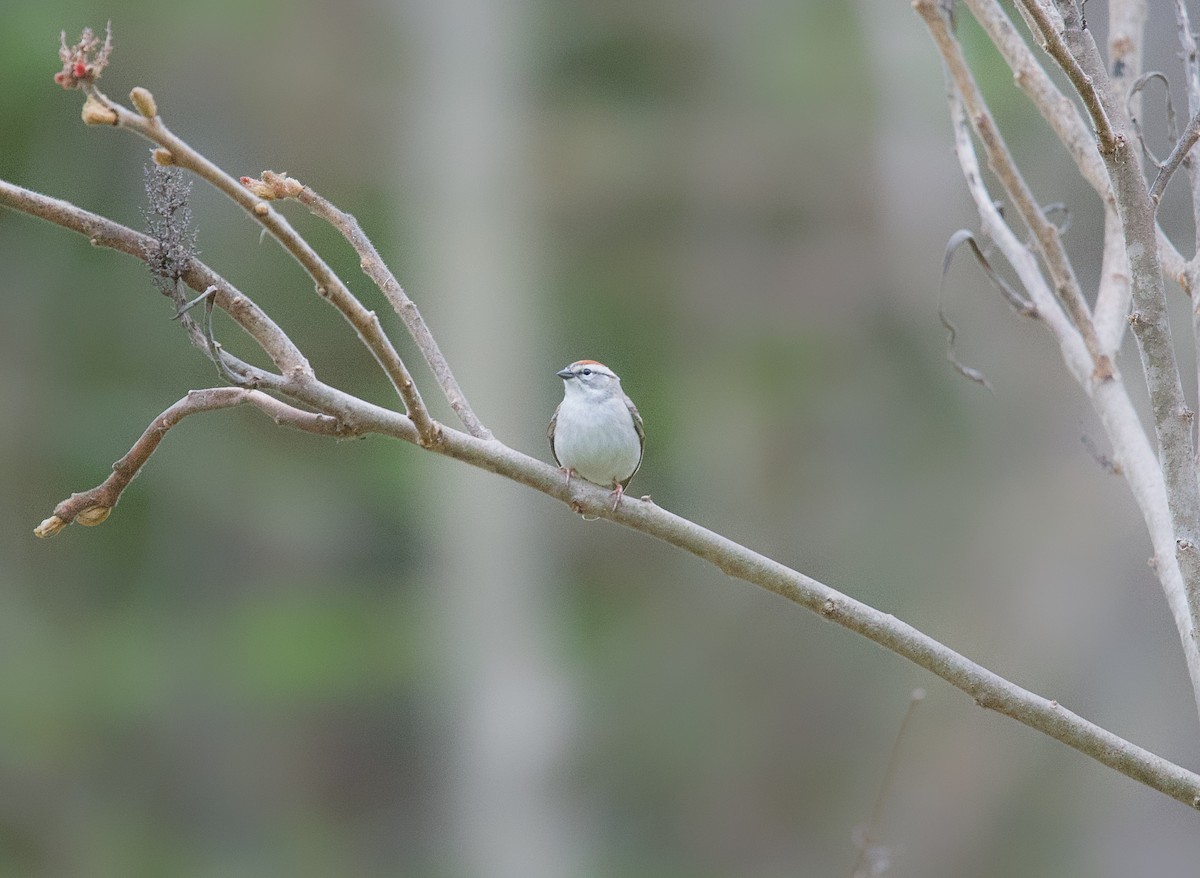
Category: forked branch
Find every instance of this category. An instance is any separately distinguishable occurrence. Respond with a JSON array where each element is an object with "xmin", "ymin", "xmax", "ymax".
[
  {"xmin": 34, "ymin": 388, "xmax": 353, "ymax": 537},
  {"xmin": 241, "ymin": 170, "xmax": 492, "ymax": 440}
]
